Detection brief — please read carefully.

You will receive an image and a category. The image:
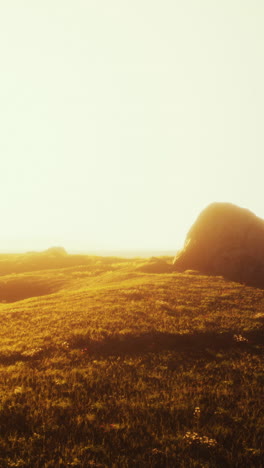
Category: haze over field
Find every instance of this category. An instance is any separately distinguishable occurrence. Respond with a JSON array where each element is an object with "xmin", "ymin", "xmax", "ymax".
[{"xmin": 1, "ymin": 1, "xmax": 264, "ymax": 252}]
